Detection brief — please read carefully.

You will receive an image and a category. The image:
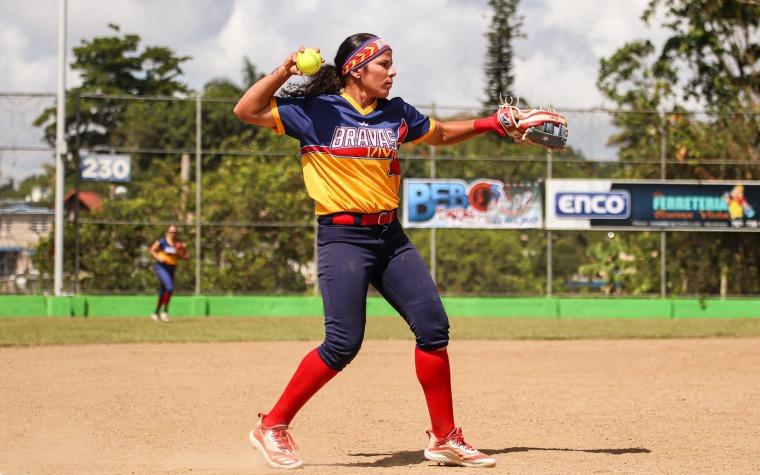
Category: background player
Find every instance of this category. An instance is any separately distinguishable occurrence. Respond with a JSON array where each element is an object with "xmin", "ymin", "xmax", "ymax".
[
  {"xmin": 148, "ymin": 225, "xmax": 189, "ymax": 322},
  {"xmin": 234, "ymin": 32, "xmax": 509, "ymax": 469}
]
